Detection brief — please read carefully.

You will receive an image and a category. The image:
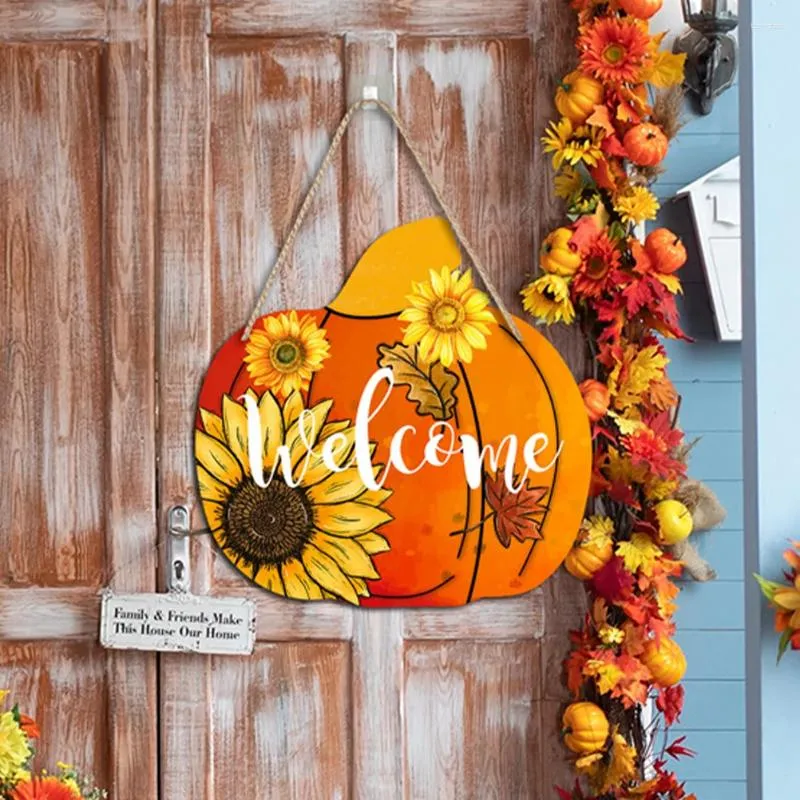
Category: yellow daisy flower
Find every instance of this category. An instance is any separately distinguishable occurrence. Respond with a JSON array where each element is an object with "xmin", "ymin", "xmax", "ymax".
[
  {"xmin": 0, "ymin": 711, "xmax": 31, "ymax": 784},
  {"xmin": 598, "ymin": 625, "xmax": 626, "ymax": 646},
  {"xmin": 244, "ymin": 310, "xmax": 330, "ymax": 398},
  {"xmin": 613, "ymin": 185, "xmax": 660, "ymax": 225},
  {"xmin": 554, "ymin": 166, "xmax": 585, "ymax": 200},
  {"xmin": 398, "ymin": 266, "xmax": 495, "ymax": 368},
  {"xmin": 542, "ymin": 117, "xmax": 604, "ymax": 170},
  {"xmin": 521, "ymin": 273, "xmax": 575, "ymax": 325},
  {"xmin": 196, "ymin": 390, "xmax": 393, "ymax": 605}
]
